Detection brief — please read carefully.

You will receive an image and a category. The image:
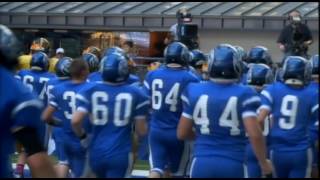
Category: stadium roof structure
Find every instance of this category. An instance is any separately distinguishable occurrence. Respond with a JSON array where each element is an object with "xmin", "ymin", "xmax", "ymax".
[{"xmin": 0, "ymin": 2, "xmax": 318, "ymax": 31}]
